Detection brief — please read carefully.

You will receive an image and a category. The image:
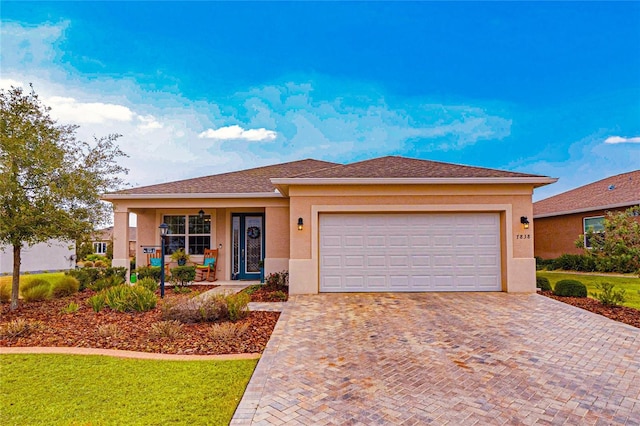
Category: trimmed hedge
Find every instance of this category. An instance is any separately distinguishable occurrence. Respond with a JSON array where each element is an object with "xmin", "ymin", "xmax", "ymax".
[
  {"xmin": 553, "ymin": 279, "xmax": 587, "ymax": 298},
  {"xmin": 535, "ymin": 276, "xmax": 552, "ymax": 291}
]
